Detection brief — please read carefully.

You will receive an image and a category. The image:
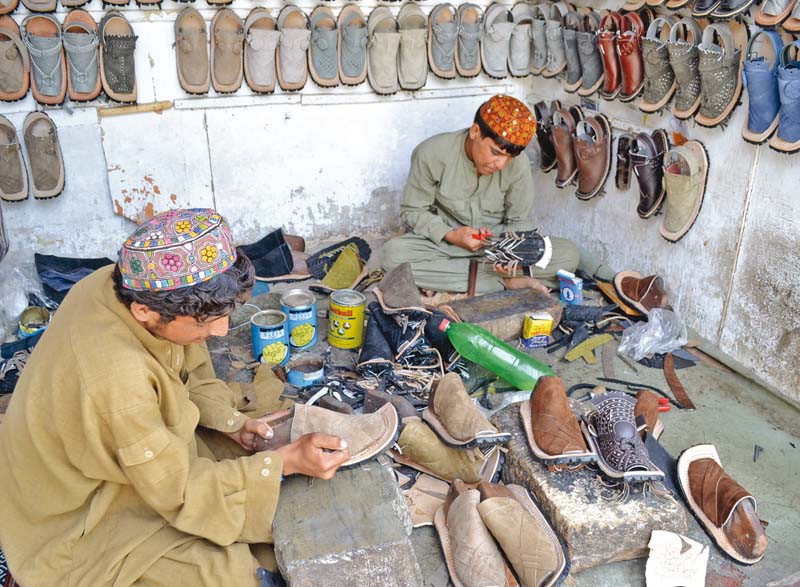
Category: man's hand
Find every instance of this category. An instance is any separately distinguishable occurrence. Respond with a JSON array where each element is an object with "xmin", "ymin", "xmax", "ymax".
[
  {"xmin": 277, "ymin": 433, "xmax": 350, "ymax": 480},
  {"xmin": 224, "ymin": 417, "xmax": 276, "ymax": 452},
  {"xmin": 444, "ymin": 226, "xmax": 490, "ymax": 252}
]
